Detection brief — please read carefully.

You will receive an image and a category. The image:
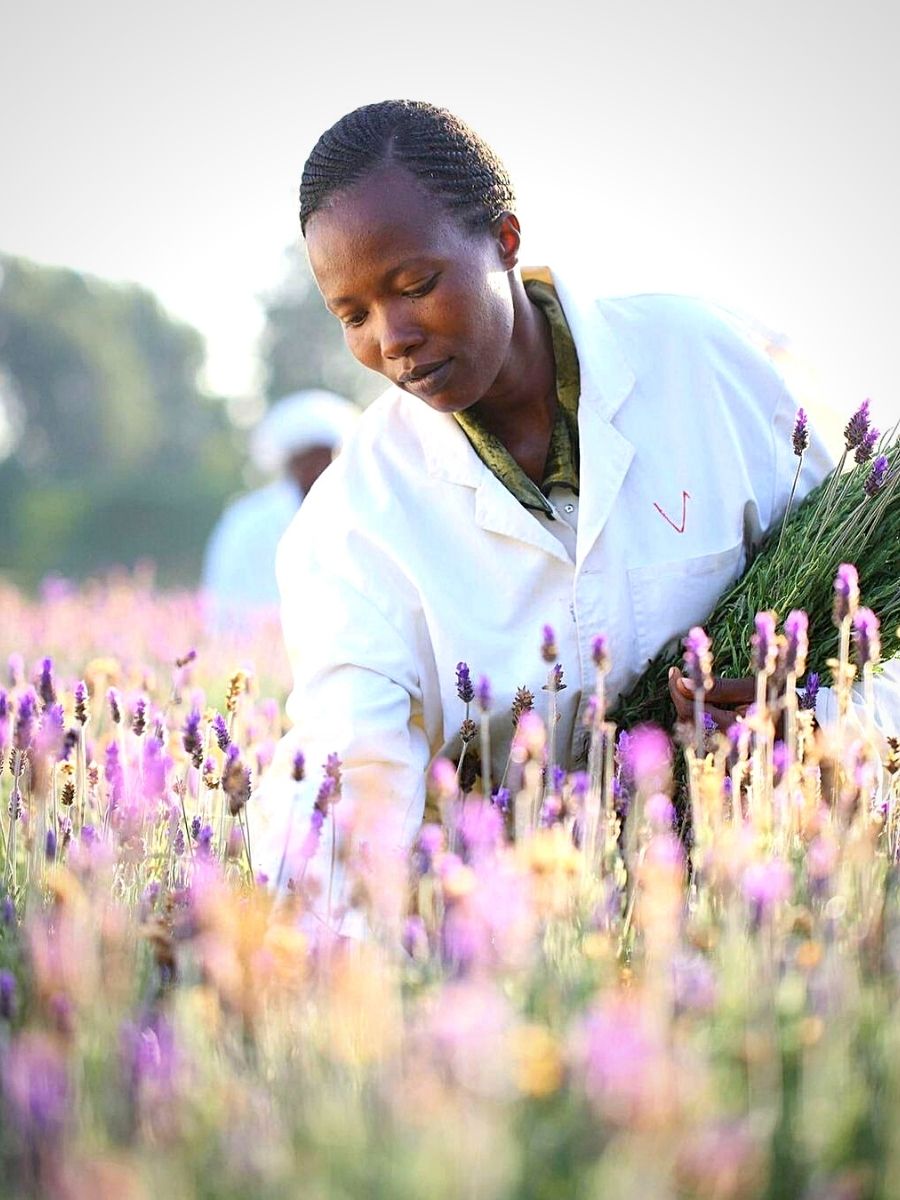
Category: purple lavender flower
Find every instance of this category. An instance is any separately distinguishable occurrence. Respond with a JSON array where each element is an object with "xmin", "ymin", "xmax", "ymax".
[
  {"xmin": 833, "ymin": 562, "xmax": 859, "ymax": 624},
  {"xmin": 854, "ymin": 426, "xmax": 879, "ymax": 465},
  {"xmin": 174, "ymin": 828, "xmax": 185, "ymax": 857},
  {"xmin": 73, "ymin": 680, "xmax": 89, "ymax": 726},
  {"xmin": 81, "ymin": 824, "xmax": 96, "ymax": 846},
  {"xmin": 38, "ymin": 657, "xmax": 56, "ymax": 708},
  {"xmin": 107, "ymin": 687, "xmax": 122, "ymax": 724},
  {"xmin": 211, "ymin": 712, "xmax": 230, "ymax": 751},
  {"xmin": 0, "ymin": 970, "xmax": 16, "ymax": 1020},
  {"xmin": 0, "ymin": 690, "xmax": 7, "ymax": 720},
  {"xmin": 591, "ymin": 634, "xmax": 611, "ymax": 673},
  {"xmin": 182, "ymin": 709, "xmax": 203, "ymax": 766},
  {"xmin": 865, "ymin": 454, "xmax": 890, "ymax": 498},
  {"xmin": 2, "ymin": 1032, "xmax": 71, "ymax": 1138},
  {"xmin": 196, "ymin": 824, "xmax": 214, "ymax": 857},
  {"xmin": 131, "ymin": 697, "xmax": 148, "ymax": 737},
  {"xmin": 792, "ymin": 407, "xmax": 809, "ymax": 457},
  {"xmin": 543, "ymin": 663, "xmax": 566, "ymax": 692},
  {"xmin": 743, "ymin": 858, "xmax": 792, "ymax": 920},
  {"xmin": 800, "ymin": 671, "xmax": 820, "ymax": 711},
  {"xmin": 751, "ymin": 611, "xmax": 778, "ymax": 676},
  {"xmin": 222, "ymin": 744, "xmax": 252, "ymax": 816},
  {"xmin": 175, "ymin": 648, "xmax": 197, "ymax": 668},
  {"xmin": 323, "ymin": 751, "xmax": 342, "ymax": 790},
  {"xmin": 853, "ymin": 607, "xmax": 881, "ymax": 668},
  {"xmin": 45, "ymin": 827, "xmax": 57, "ymax": 860},
  {"xmin": 14, "ymin": 690, "xmax": 38, "ymax": 752},
  {"xmin": 190, "ymin": 815, "xmax": 201, "ymax": 840},
  {"xmin": 104, "ymin": 742, "xmax": 124, "ymax": 807},
  {"xmin": 540, "ymin": 624, "xmax": 558, "ymax": 663},
  {"xmin": 783, "ymin": 609, "xmax": 809, "ymax": 676},
  {"xmin": 61, "ymin": 727, "xmax": 78, "ymax": 762},
  {"xmin": 291, "ymin": 750, "xmax": 305, "ymax": 781},
  {"xmin": 1, "ymin": 895, "xmax": 15, "ymax": 926},
  {"xmin": 37, "ymin": 702, "xmax": 65, "ymax": 761},
  {"xmin": 683, "ymin": 626, "xmax": 713, "ymax": 691},
  {"xmin": 314, "ymin": 775, "xmax": 337, "ymax": 813},
  {"xmin": 455, "ymin": 662, "xmax": 474, "ymax": 704},
  {"xmin": 141, "ymin": 735, "xmax": 167, "ymax": 800},
  {"xmin": 7, "ymin": 654, "xmax": 24, "ymax": 688},
  {"xmin": 843, "ymin": 399, "xmax": 871, "ymax": 450},
  {"xmin": 492, "ymin": 786, "xmax": 511, "ymax": 813},
  {"xmin": 475, "ymin": 675, "xmax": 492, "ymax": 713}
]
